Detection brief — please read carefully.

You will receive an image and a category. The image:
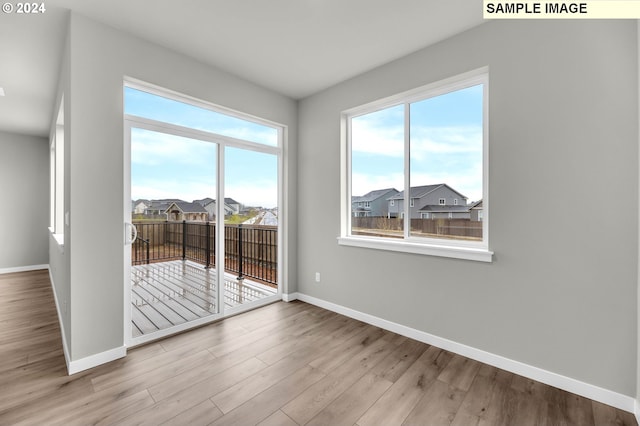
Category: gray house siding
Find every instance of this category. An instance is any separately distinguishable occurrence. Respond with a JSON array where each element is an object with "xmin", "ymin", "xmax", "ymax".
[
  {"xmin": 388, "ymin": 184, "xmax": 468, "ymax": 219},
  {"xmin": 352, "ymin": 188, "xmax": 399, "ymax": 217}
]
